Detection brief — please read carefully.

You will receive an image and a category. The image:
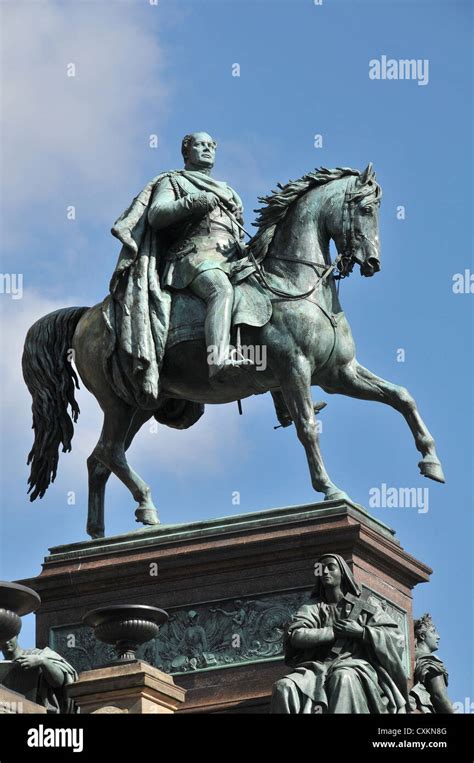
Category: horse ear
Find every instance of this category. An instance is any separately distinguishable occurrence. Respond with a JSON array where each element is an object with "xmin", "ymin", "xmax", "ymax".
[{"xmin": 360, "ymin": 163, "xmax": 373, "ymax": 184}]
